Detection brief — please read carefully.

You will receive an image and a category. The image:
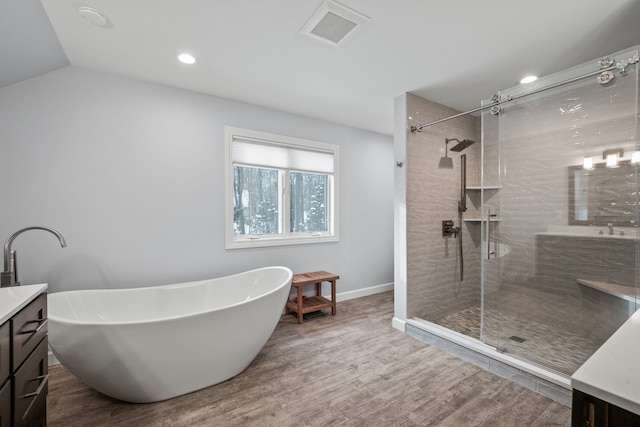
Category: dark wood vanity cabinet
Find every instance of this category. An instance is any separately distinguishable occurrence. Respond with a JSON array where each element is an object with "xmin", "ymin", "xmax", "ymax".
[
  {"xmin": 0, "ymin": 379, "xmax": 11, "ymax": 427},
  {"xmin": 572, "ymin": 389, "xmax": 640, "ymax": 427},
  {"xmin": 0, "ymin": 293, "xmax": 48, "ymax": 427},
  {"xmin": 0, "ymin": 320, "xmax": 11, "ymax": 426}
]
